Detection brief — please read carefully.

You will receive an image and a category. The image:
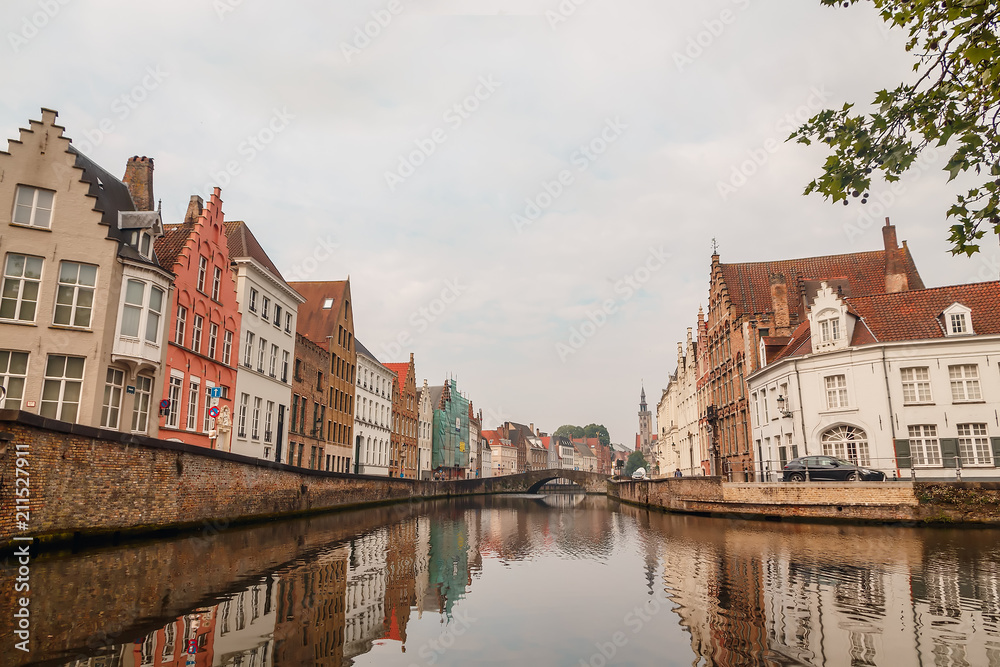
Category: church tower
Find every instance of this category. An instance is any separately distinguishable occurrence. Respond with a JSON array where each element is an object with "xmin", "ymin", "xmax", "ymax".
[{"xmin": 638, "ymin": 385, "xmax": 652, "ymax": 455}]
